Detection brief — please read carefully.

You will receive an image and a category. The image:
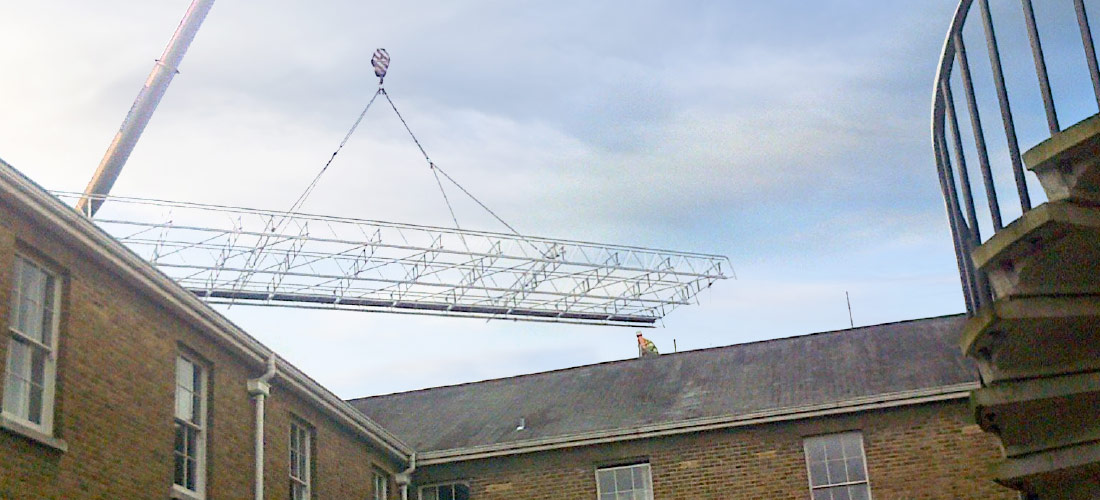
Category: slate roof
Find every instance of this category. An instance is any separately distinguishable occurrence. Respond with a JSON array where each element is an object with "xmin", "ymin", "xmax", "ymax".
[{"xmin": 348, "ymin": 315, "xmax": 975, "ymax": 453}]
